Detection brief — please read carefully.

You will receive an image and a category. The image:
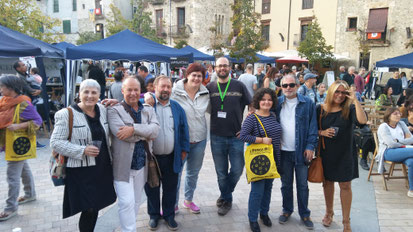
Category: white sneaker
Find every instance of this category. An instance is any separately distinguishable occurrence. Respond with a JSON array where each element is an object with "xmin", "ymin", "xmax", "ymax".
[{"xmin": 407, "ymin": 191, "xmax": 413, "ymax": 198}]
